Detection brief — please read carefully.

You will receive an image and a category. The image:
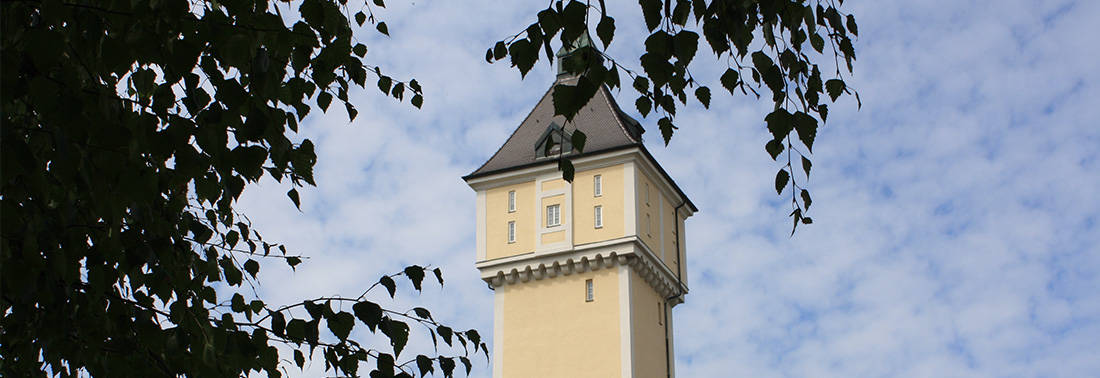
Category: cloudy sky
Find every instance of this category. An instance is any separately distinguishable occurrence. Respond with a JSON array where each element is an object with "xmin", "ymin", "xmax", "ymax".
[{"xmin": 236, "ymin": 0, "xmax": 1100, "ymax": 376}]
